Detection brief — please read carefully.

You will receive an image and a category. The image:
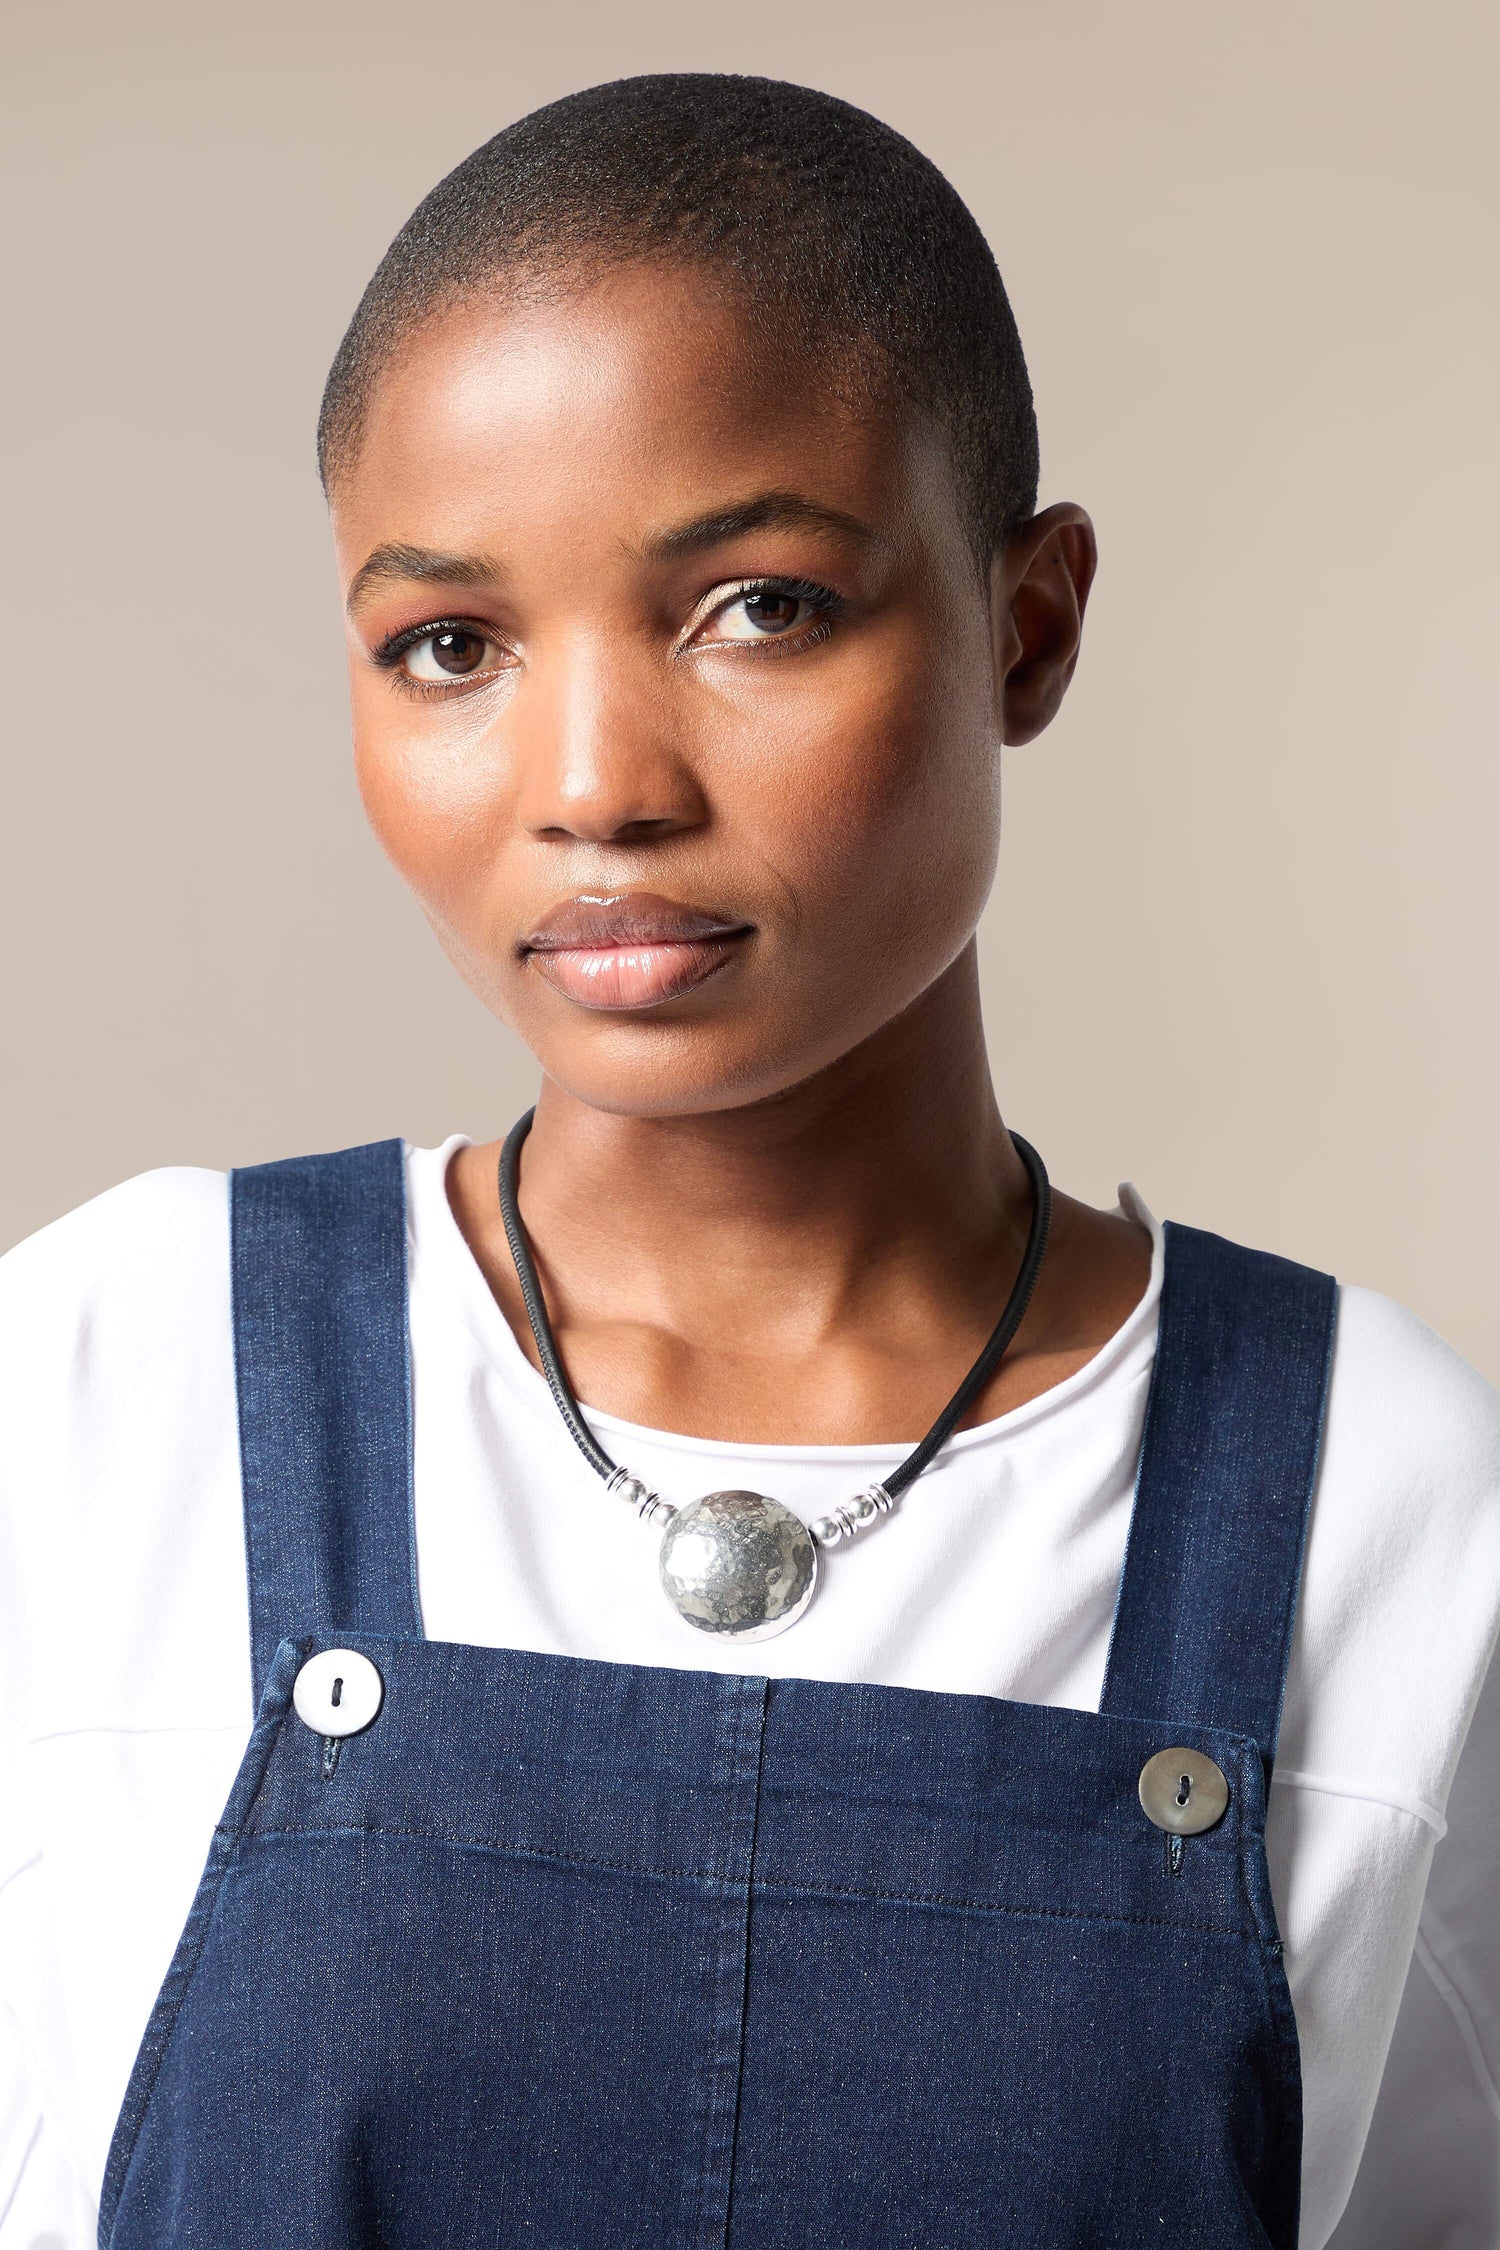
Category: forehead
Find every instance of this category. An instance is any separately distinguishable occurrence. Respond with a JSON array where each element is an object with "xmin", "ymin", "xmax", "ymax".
[{"xmin": 331, "ymin": 263, "xmax": 959, "ymax": 571}]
